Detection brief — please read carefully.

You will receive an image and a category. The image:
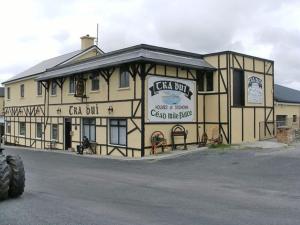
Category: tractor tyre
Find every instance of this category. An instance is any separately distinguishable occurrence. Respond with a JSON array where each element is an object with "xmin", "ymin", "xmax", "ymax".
[
  {"xmin": 0, "ymin": 156, "xmax": 10, "ymax": 200},
  {"xmin": 6, "ymin": 155, "xmax": 25, "ymax": 198}
]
